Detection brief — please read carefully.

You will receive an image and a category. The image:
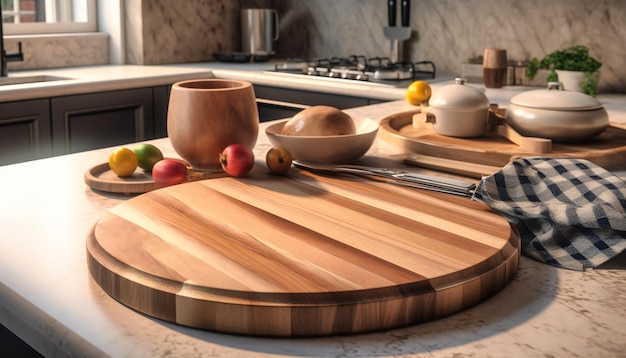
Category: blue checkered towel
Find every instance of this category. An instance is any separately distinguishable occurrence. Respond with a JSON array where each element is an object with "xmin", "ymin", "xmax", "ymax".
[{"xmin": 472, "ymin": 157, "xmax": 626, "ymax": 271}]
